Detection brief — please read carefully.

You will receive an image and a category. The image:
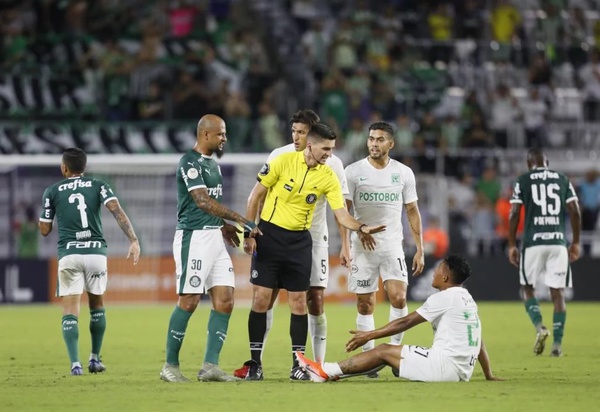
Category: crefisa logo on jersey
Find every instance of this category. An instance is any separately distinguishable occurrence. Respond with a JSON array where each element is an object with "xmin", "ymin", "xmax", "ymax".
[{"xmin": 305, "ymin": 193, "xmax": 317, "ymax": 204}]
